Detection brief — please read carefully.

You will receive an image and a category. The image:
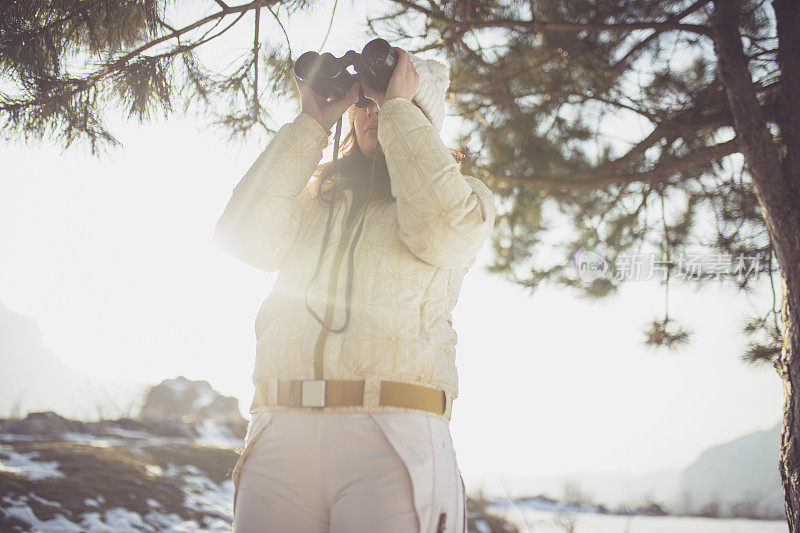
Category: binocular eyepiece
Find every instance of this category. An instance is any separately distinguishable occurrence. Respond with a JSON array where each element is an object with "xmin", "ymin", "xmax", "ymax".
[{"xmin": 293, "ymin": 38, "xmax": 397, "ymax": 108}]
